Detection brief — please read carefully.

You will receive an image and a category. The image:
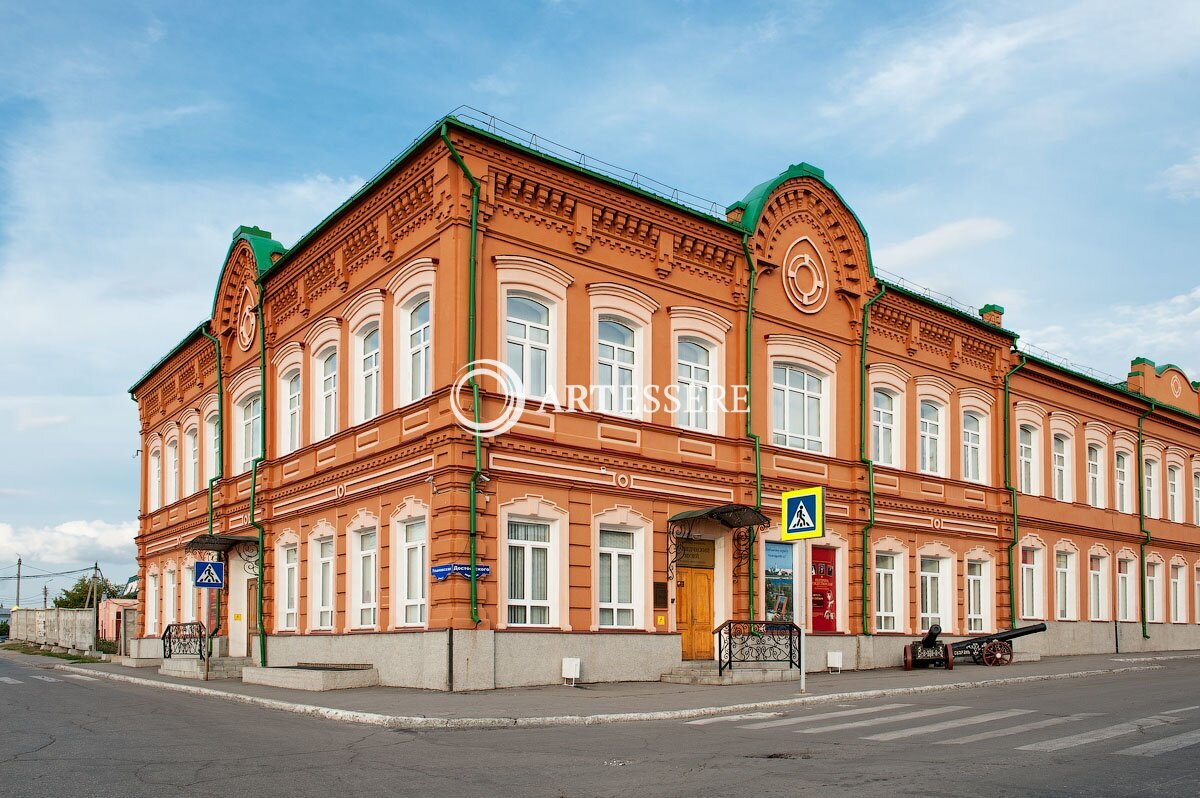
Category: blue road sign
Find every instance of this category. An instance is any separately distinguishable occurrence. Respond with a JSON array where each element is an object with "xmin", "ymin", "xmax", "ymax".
[
  {"xmin": 781, "ymin": 487, "xmax": 825, "ymax": 541},
  {"xmin": 194, "ymin": 560, "xmax": 225, "ymax": 589},
  {"xmin": 431, "ymin": 563, "xmax": 491, "ymax": 581}
]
